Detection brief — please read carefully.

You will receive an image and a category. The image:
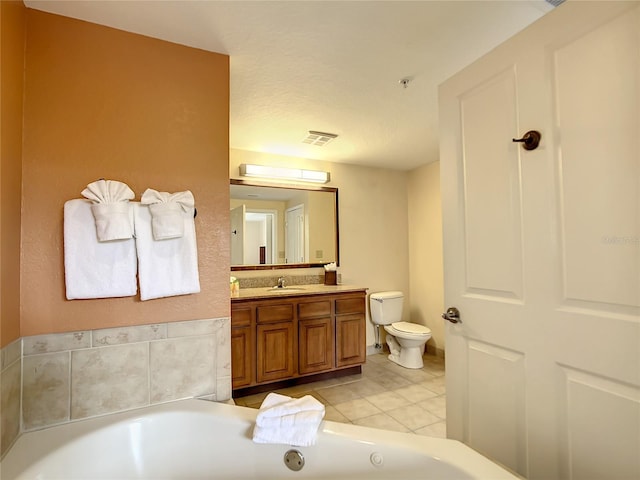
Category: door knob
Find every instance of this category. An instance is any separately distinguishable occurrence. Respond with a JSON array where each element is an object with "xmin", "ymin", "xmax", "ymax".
[
  {"xmin": 512, "ymin": 130, "xmax": 541, "ymax": 150},
  {"xmin": 442, "ymin": 307, "xmax": 461, "ymax": 324}
]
